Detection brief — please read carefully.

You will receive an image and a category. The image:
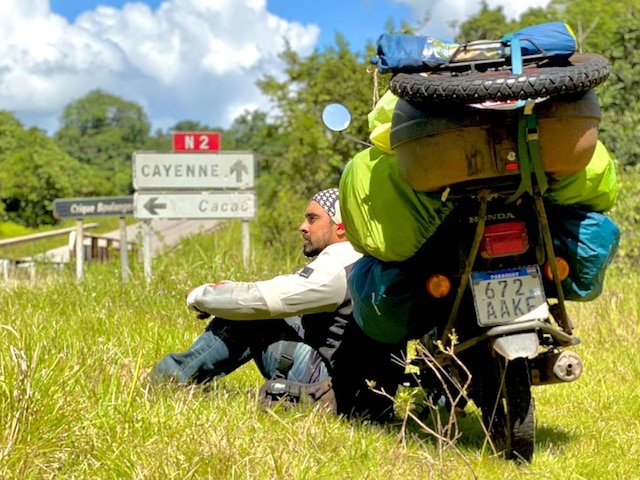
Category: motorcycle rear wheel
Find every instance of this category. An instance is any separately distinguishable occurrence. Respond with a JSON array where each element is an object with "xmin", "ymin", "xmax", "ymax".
[
  {"xmin": 389, "ymin": 52, "xmax": 610, "ymax": 105},
  {"xmin": 473, "ymin": 357, "xmax": 535, "ymax": 462}
]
